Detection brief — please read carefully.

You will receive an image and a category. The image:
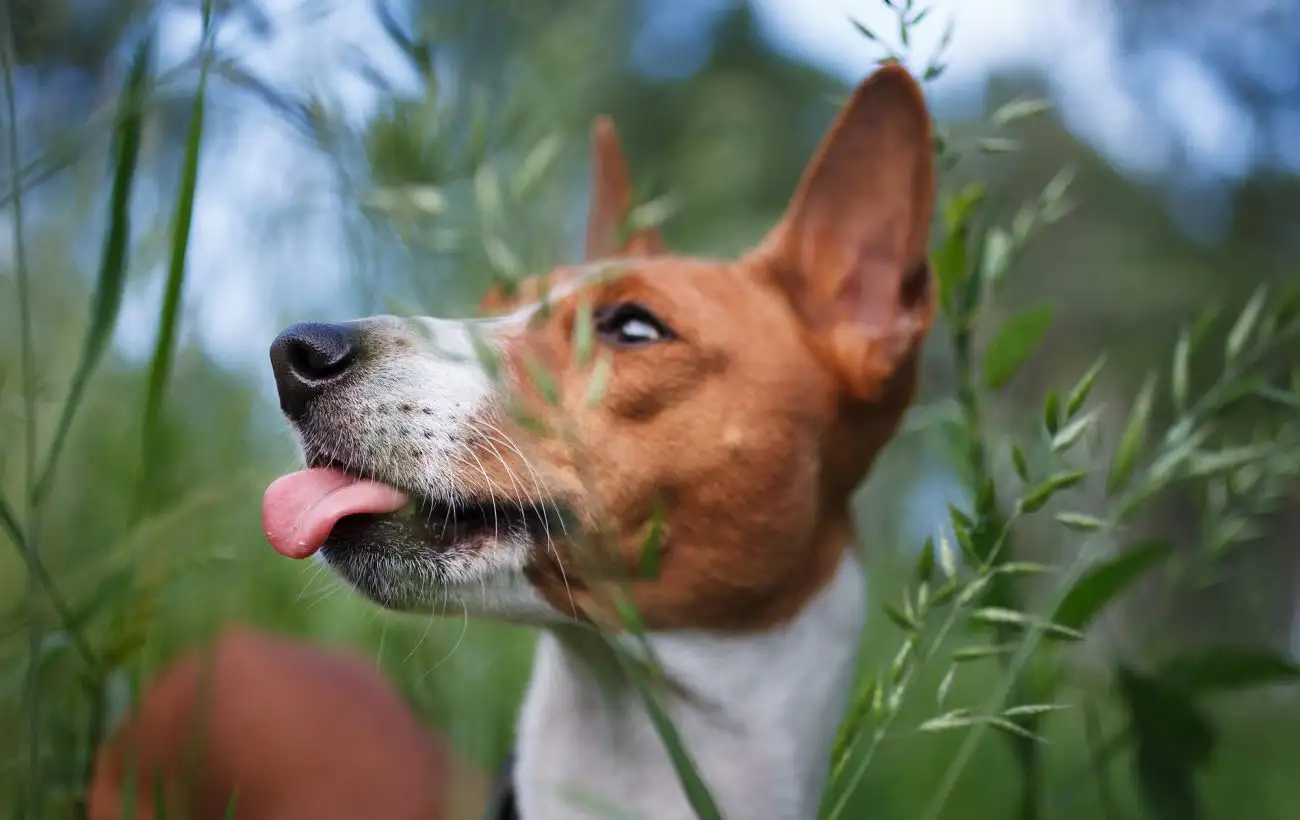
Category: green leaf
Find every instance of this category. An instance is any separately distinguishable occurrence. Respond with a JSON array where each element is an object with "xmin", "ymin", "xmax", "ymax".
[
  {"xmin": 1011, "ymin": 442, "xmax": 1029, "ymax": 482},
  {"xmin": 1065, "ymin": 355, "xmax": 1106, "ymax": 418},
  {"xmin": 1146, "ymin": 424, "xmax": 1212, "ymax": 486},
  {"xmin": 1225, "ymin": 285, "xmax": 1267, "ymax": 363},
  {"xmin": 982, "ymin": 303, "xmax": 1054, "ymax": 389},
  {"xmin": 465, "ymin": 324, "xmax": 501, "ymax": 383},
  {"xmin": 953, "ymin": 524, "xmax": 982, "ymax": 569},
  {"xmin": 474, "ymin": 164, "xmax": 504, "ymax": 224},
  {"xmin": 583, "ymin": 356, "xmax": 612, "ymax": 409},
  {"xmin": 884, "ymin": 602, "xmax": 919, "ymax": 633},
  {"xmin": 937, "ymin": 666, "xmax": 956, "ymax": 706},
  {"xmin": 137, "ymin": 40, "xmax": 210, "ymax": 518},
  {"xmin": 1040, "ymin": 168, "xmax": 1076, "ymax": 215},
  {"xmin": 937, "ymin": 532, "xmax": 958, "ymax": 581},
  {"xmin": 919, "ymin": 710, "xmax": 1044, "ymax": 742},
  {"xmin": 605, "ymin": 597, "xmax": 724, "ymax": 820},
  {"xmin": 572, "ymin": 301, "xmax": 595, "ymax": 366},
  {"xmin": 952, "ymin": 643, "xmax": 1017, "ymax": 662},
  {"xmin": 980, "ymin": 227, "xmax": 1014, "ymax": 288},
  {"xmin": 1019, "ymin": 470, "xmax": 1087, "ymax": 513},
  {"xmin": 627, "ymin": 194, "xmax": 679, "ymax": 235},
  {"xmin": 1255, "ymin": 384, "xmax": 1300, "ymax": 409},
  {"xmin": 1002, "ymin": 703, "xmax": 1069, "ymax": 719},
  {"xmin": 934, "ymin": 184, "xmax": 984, "ymax": 314},
  {"xmin": 955, "ymin": 575, "xmax": 992, "ymax": 608},
  {"xmin": 1054, "ymin": 512, "xmax": 1105, "ymax": 532},
  {"xmin": 1171, "ymin": 329, "xmax": 1191, "ymax": 411},
  {"xmin": 984, "ymin": 717, "xmax": 1046, "ymax": 742},
  {"xmin": 1184, "ymin": 444, "xmax": 1273, "ymax": 479},
  {"xmin": 1106, "ymin": 374, "xmax": 1157, "ymax": 497},
  {"xmin": 918, "ymin": 709, "xmax": 976, "ymax": 732},
  {"xmin": 971, "ymin": 607, "xmax": 1083, "ymax": 640},
  {"xmin": 830, "ymin": 674, "xmax": 879, "ymax": 781},
  {"xmin": 852, "ymin": 20, "xmax": 879, "ymax": 41},
  {"xmin": 35, "ymin": 34, "xmax": 152, "ymax": 503},
  {"xmin": 891, "ymin": 636, "xmax": 916, "ymax": 682},
  {"xmin": 618, "ymin": 652, "xmax": 725, "ymax": 820},
  {"xmin": 994, "ymin": 562, "xmax": 1056, "ymax": 577},
  {"xmin": 639, "ymin": 502, "xmax": 666, "ymax": 580},
  {"xmin": 915, "ymin": 537, "xmax": 936, "ymax": 582},
  {"xmin": 1160, "ymin": 647, "xmax": 1300, "ymax": 695},
  {"xmin": 1051, "ymin": 409, "xmax": 1098, "ymax": 453},
  {"xmin": 1043, "ymin": 389, "xmax": 1061, "ymax": 436},
  {"xmin": 523, "ymin": 355, "xmax": 561, "ymax": 406},
  {"xmin": 978, "ymin": 137, "xmax": 1022, "ymax": 154},
  {"xmin": 1052, "ymin": 539, "xmax": 1172, "ymax": 631},
  {"xmin": 992, "ymin": 97, "xmax": 1053, "ymax": 126},
  {"xmin": 975, "ymin": 477, "xmax": 997, "ymax": 519},
  {"xmin": 948, "ymin": 503, "xmax": 974, "ymax": 532},
  {"xmin": 511, "ymin": 133, "xmax": 563, "ymax": 198}
]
